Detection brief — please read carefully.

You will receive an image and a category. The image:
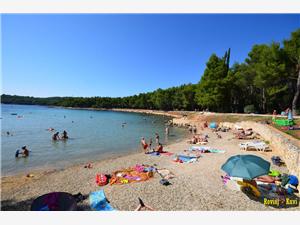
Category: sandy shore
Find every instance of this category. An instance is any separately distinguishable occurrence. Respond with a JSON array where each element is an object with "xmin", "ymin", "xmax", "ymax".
[{"xmin": 1, "ymin": 125, "xmax": 298, "ymax": 211}]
